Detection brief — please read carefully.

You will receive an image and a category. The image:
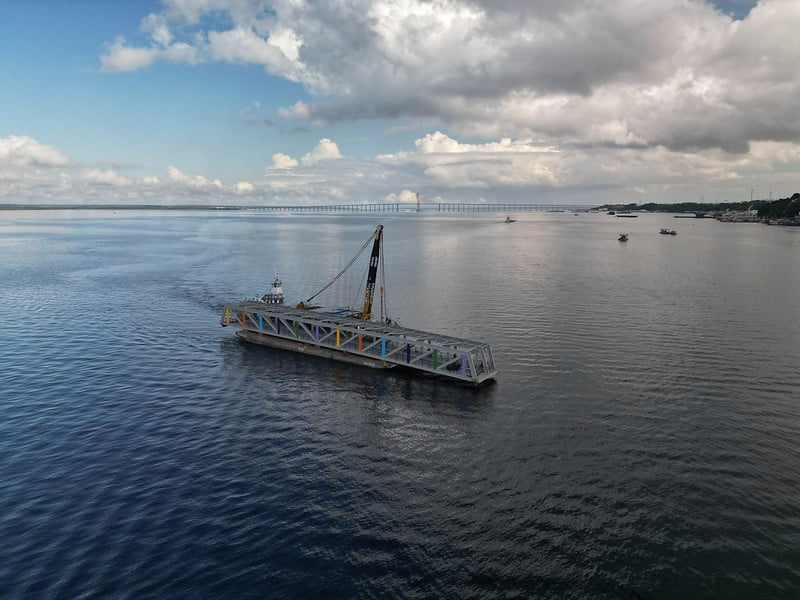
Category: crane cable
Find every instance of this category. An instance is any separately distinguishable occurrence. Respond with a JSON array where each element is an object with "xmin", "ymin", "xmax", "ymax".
[
  {"xmin": 303, "ymin": 231, "xmax": 374, "ymax": 304},
  {"xmin": 379, "ymin": 237, "xmax": 391, "ymax": 323}
]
